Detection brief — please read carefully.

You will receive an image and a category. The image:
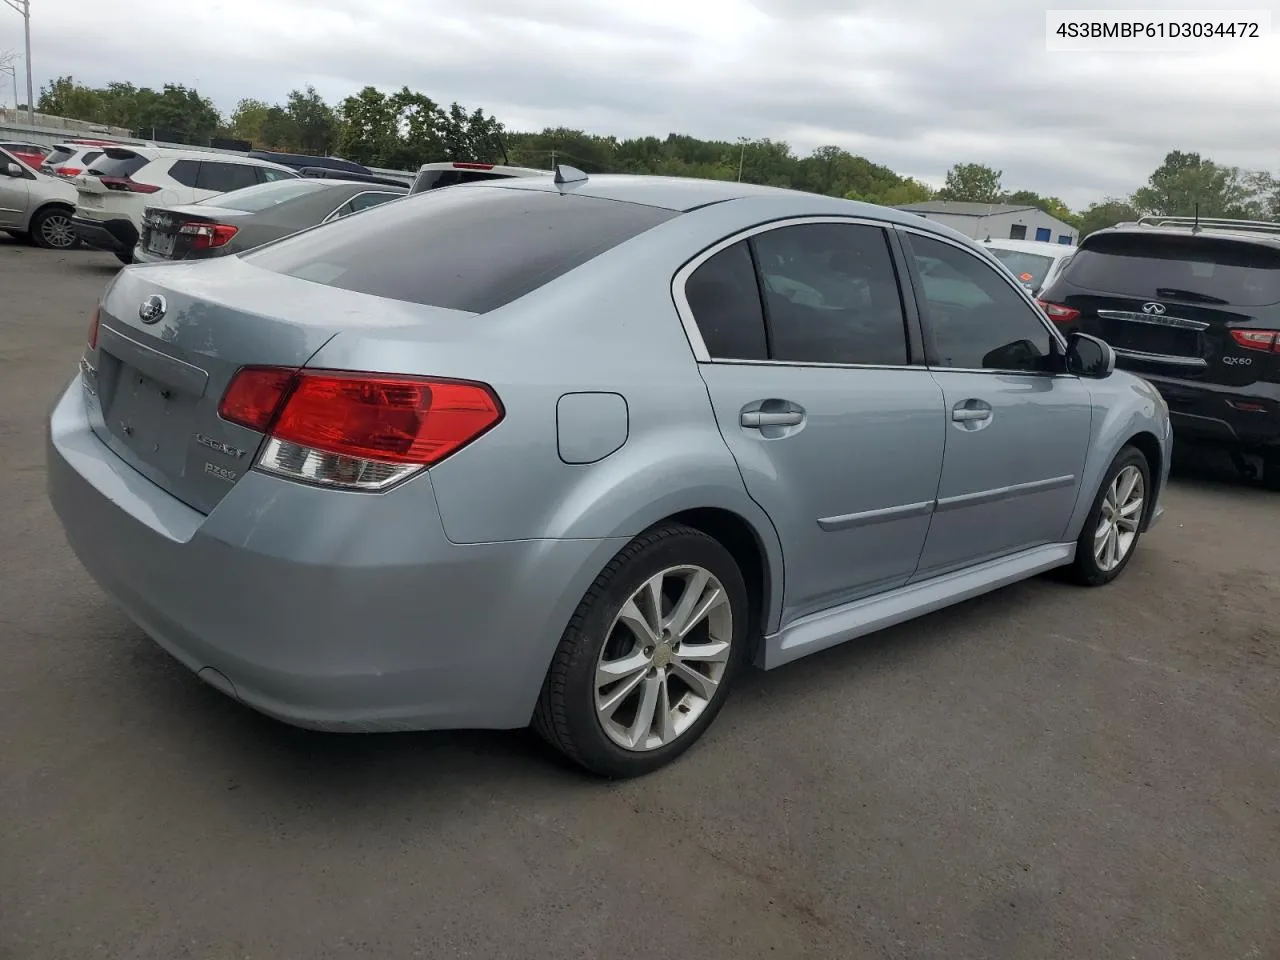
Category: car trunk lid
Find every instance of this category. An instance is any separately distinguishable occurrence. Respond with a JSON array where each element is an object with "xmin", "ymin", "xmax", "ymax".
[
  {"xmin": 1042, "ymin": 230, "xmax": 1280, "ymax": 386},
  {"xmin": 140, "ymin": 203, "xmax": 249, "ymax": 260},
  {"xmin": 88, "ymin": 256, "xmax": 475, "ymax": 514}
]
